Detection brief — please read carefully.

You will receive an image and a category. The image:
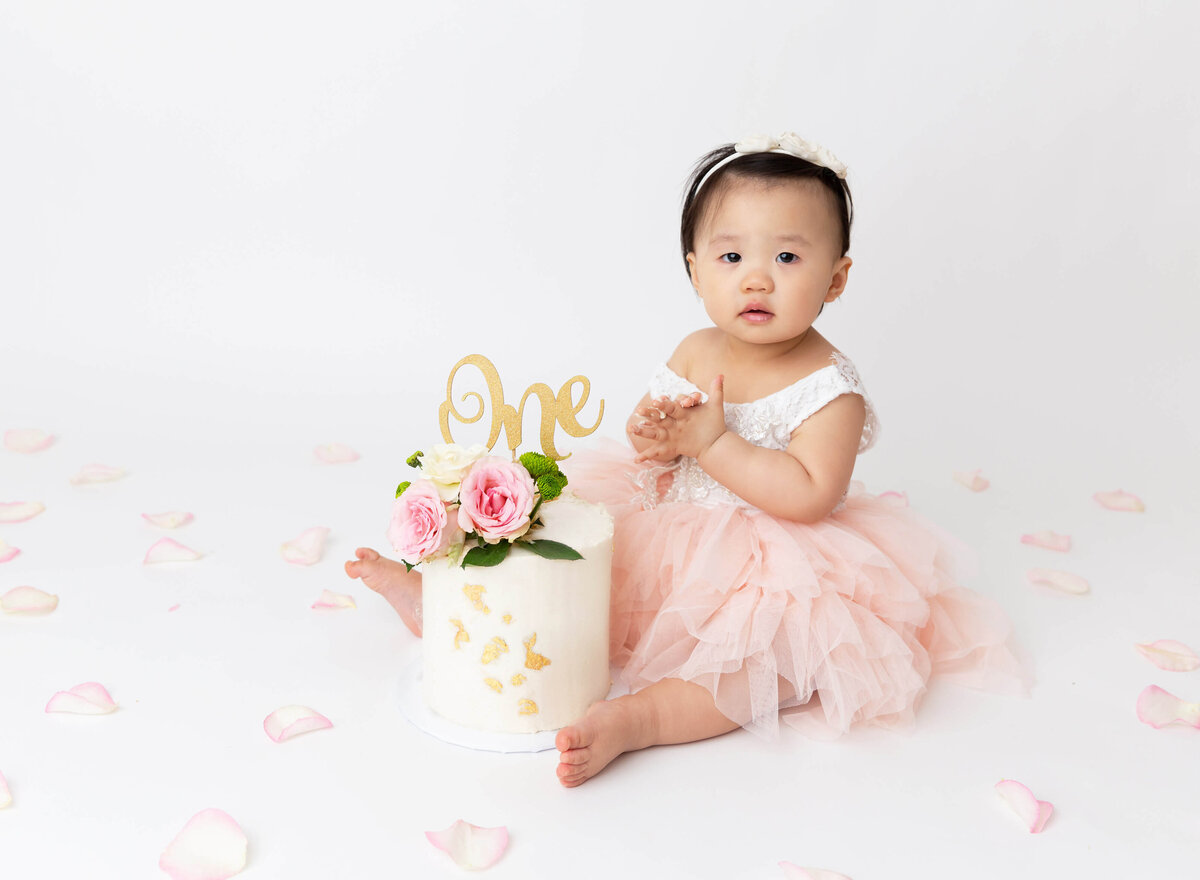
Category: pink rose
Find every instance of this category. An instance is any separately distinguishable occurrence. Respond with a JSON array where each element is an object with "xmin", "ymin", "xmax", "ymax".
[
  {"xmin": 388, "ymin": 480, "xmax": 457, "ymax": 564},
  {"xmin": 456, "ymin": 457, "xmax": 537, "ymax": 544}
]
